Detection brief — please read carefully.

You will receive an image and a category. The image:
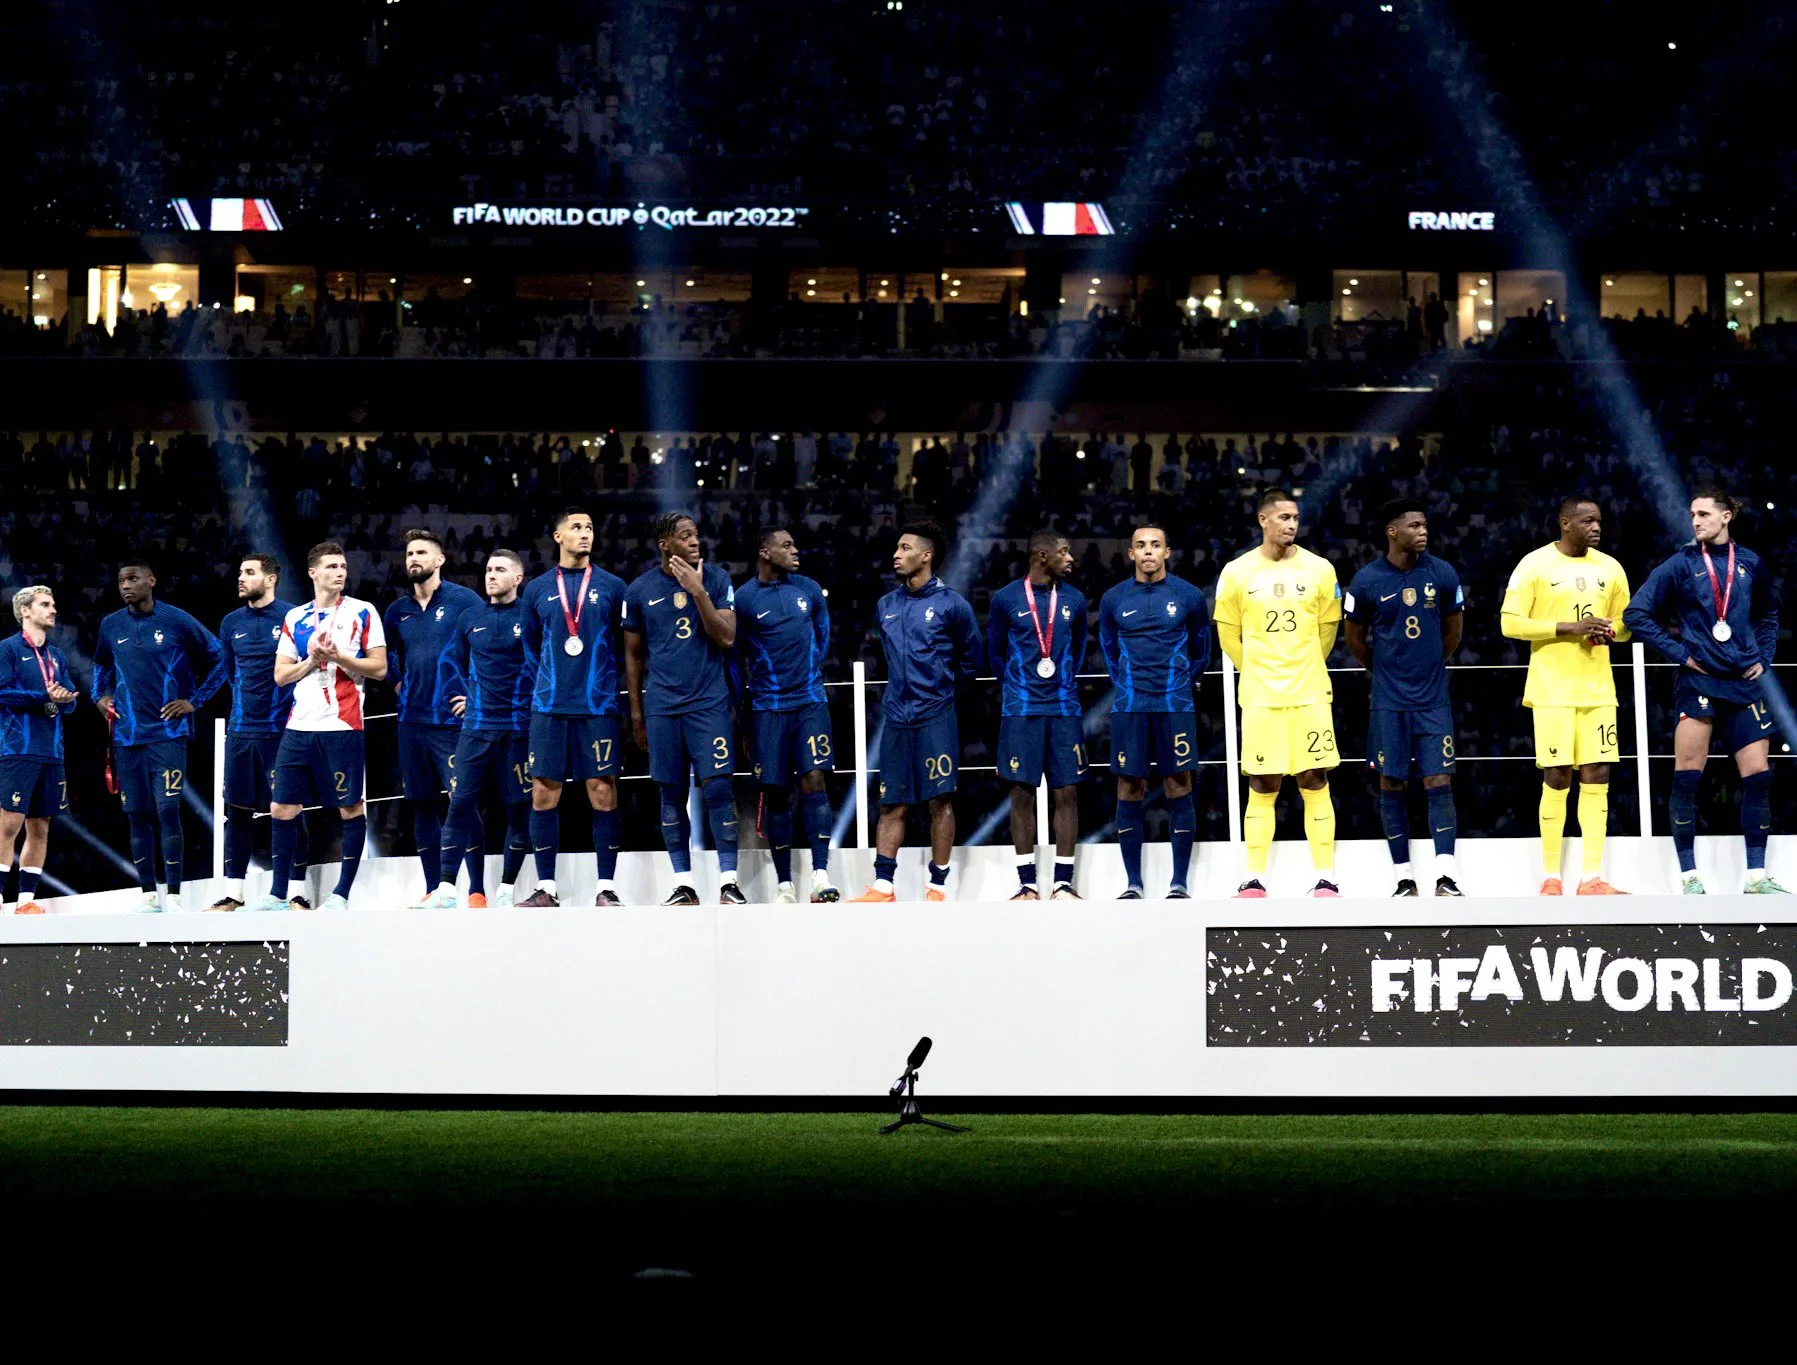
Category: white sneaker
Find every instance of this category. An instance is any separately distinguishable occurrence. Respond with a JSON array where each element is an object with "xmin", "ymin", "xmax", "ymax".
[
  {"xmin": 318, "ymin": 893, "xmax": 350, "ymax": 912},
  {"xmin": 164, "ymin": 893, "xmax": 185, "ymax": 913},
  {"xmin": 133, "ymin": 892, "xmax": 162, "ymax": 914},
  {"xmin": 411, "ymin": 889, "xmax": 459, "ymax": 910},
  {"xmin": 773, "ymin": 881, "xmax": 799, "ymax": 904},
  {"xmin": 243, "ymin": 894, "xmax": 290, "ymax": 912},
  {"xmin": 494, "ymin": 886, "xmax": 515, "ymax": 909}
]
